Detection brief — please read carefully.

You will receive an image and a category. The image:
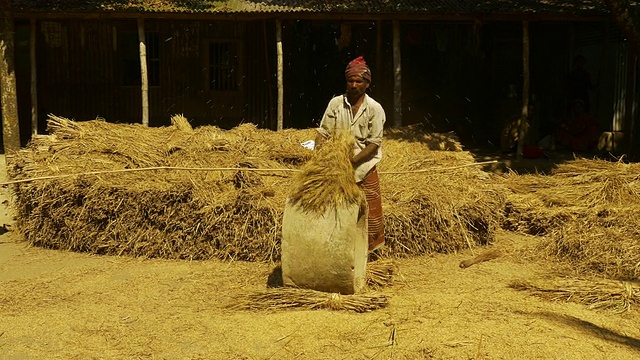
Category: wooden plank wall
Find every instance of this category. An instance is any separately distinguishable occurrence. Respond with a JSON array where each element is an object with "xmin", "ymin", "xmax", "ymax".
[{"xmin": 32, "ymin": 19, "xmax": 274, "ymax": 130}]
